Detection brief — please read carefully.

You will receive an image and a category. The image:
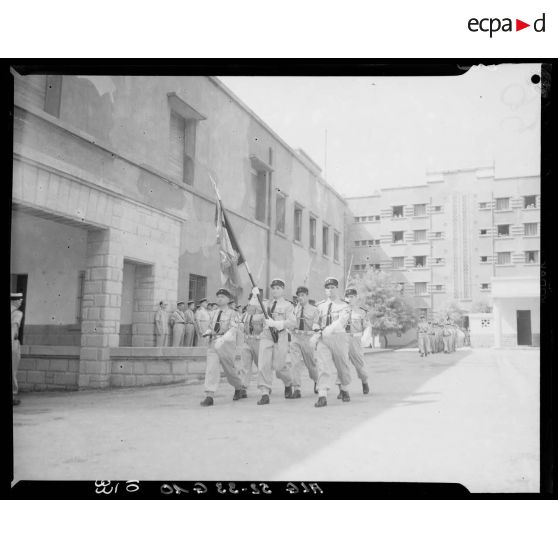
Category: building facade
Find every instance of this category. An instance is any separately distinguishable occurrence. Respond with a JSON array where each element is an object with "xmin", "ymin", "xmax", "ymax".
[
  {"xmin": 345, "ymin": 166, "xmax": 540, "ymax": 347},
  {"xmin": 11, "ymin": 72, "xmax": 346, "ymax": 390}
]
